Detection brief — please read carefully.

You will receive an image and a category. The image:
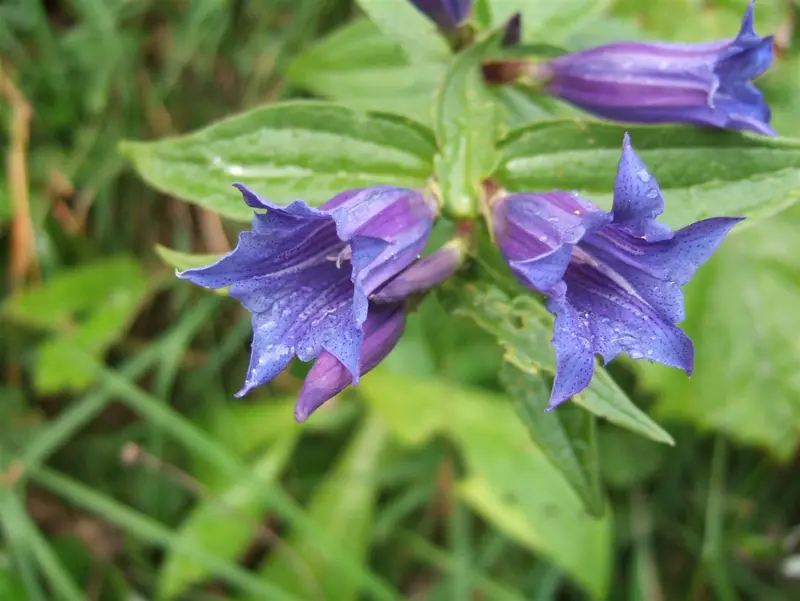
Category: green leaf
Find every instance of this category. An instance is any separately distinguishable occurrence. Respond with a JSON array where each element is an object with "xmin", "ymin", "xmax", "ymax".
[
  {"xmin": 446, "ymin": 281, "xmax": 674, "ymax": 445},
  {"xmin": 256, "ymin": 413, "xmax": 388, "ymax": 601},
  {"xmin": 501, "ymin": 363, "xmax": 605, "ymax": 517},
  {"xmin": 121, "ymin": 102, "xmax": 437, "ymax": 221},
  {"xmin": 155, "ymin": 245, "xmax": 230, "ymax": 296},
  {"xmin": 647, "ymin": 211, "xmax": 800, "ymax": 460},
  {"xmin": 434, "ymin": 31, "xmax": 504, "ymax": 218},
  {"xmin": 480, "ymin": 0, "xmax": 613, "ymax": 43},
  {"xmin": 355, "ymin": 0, "xmax": 450, "ymax": 64},
  {"xmin": 0, "ymin": 567, "xmax": 28, "ymax": 601},
  {"xmin": 286, "ymin": 19, "xmax": 445, "ymax": 124},
  {"xmin": 157, "ymin": 436, "xmax": 297, "ymax": 601},
  {"xmin": 495, "ymin": 120, "xmax": 800, "ymax": 229},
  {"xmin": 1, "ymin": 256, "xmax": 151, "ymax": 394},
  {"xmin": 597, "ymin": 427, "xmax": 664, "ymax": 490},
  {"xmin": 360, "ymin": 369, "xmax": 612, "ymax": 600},
  {"xmin": 155, "ymin": 244, "xmax": 223, "ymax": 272}
]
